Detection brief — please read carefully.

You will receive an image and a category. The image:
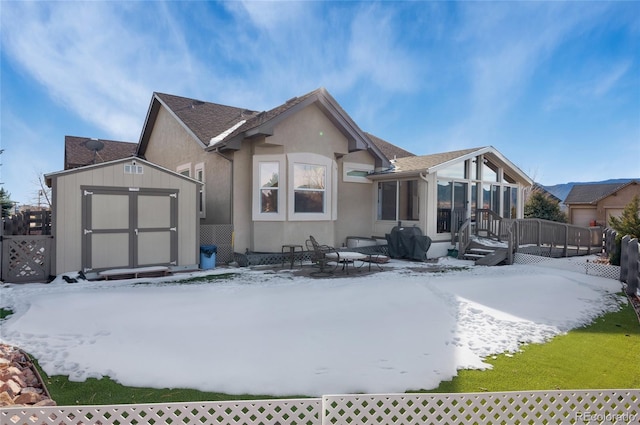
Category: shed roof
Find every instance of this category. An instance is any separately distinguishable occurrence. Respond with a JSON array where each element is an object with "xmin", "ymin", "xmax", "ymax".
[
  {"xmin": 46, "ymin": 156, "xmax": 201, "ymax": 187},
  {"xmin": 65, "ymin": 136, "xmax": 137, "ymax": 170},
  {"xmin": 564, "ymin": 180, "xmax": 639, "ymax": 205}
]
